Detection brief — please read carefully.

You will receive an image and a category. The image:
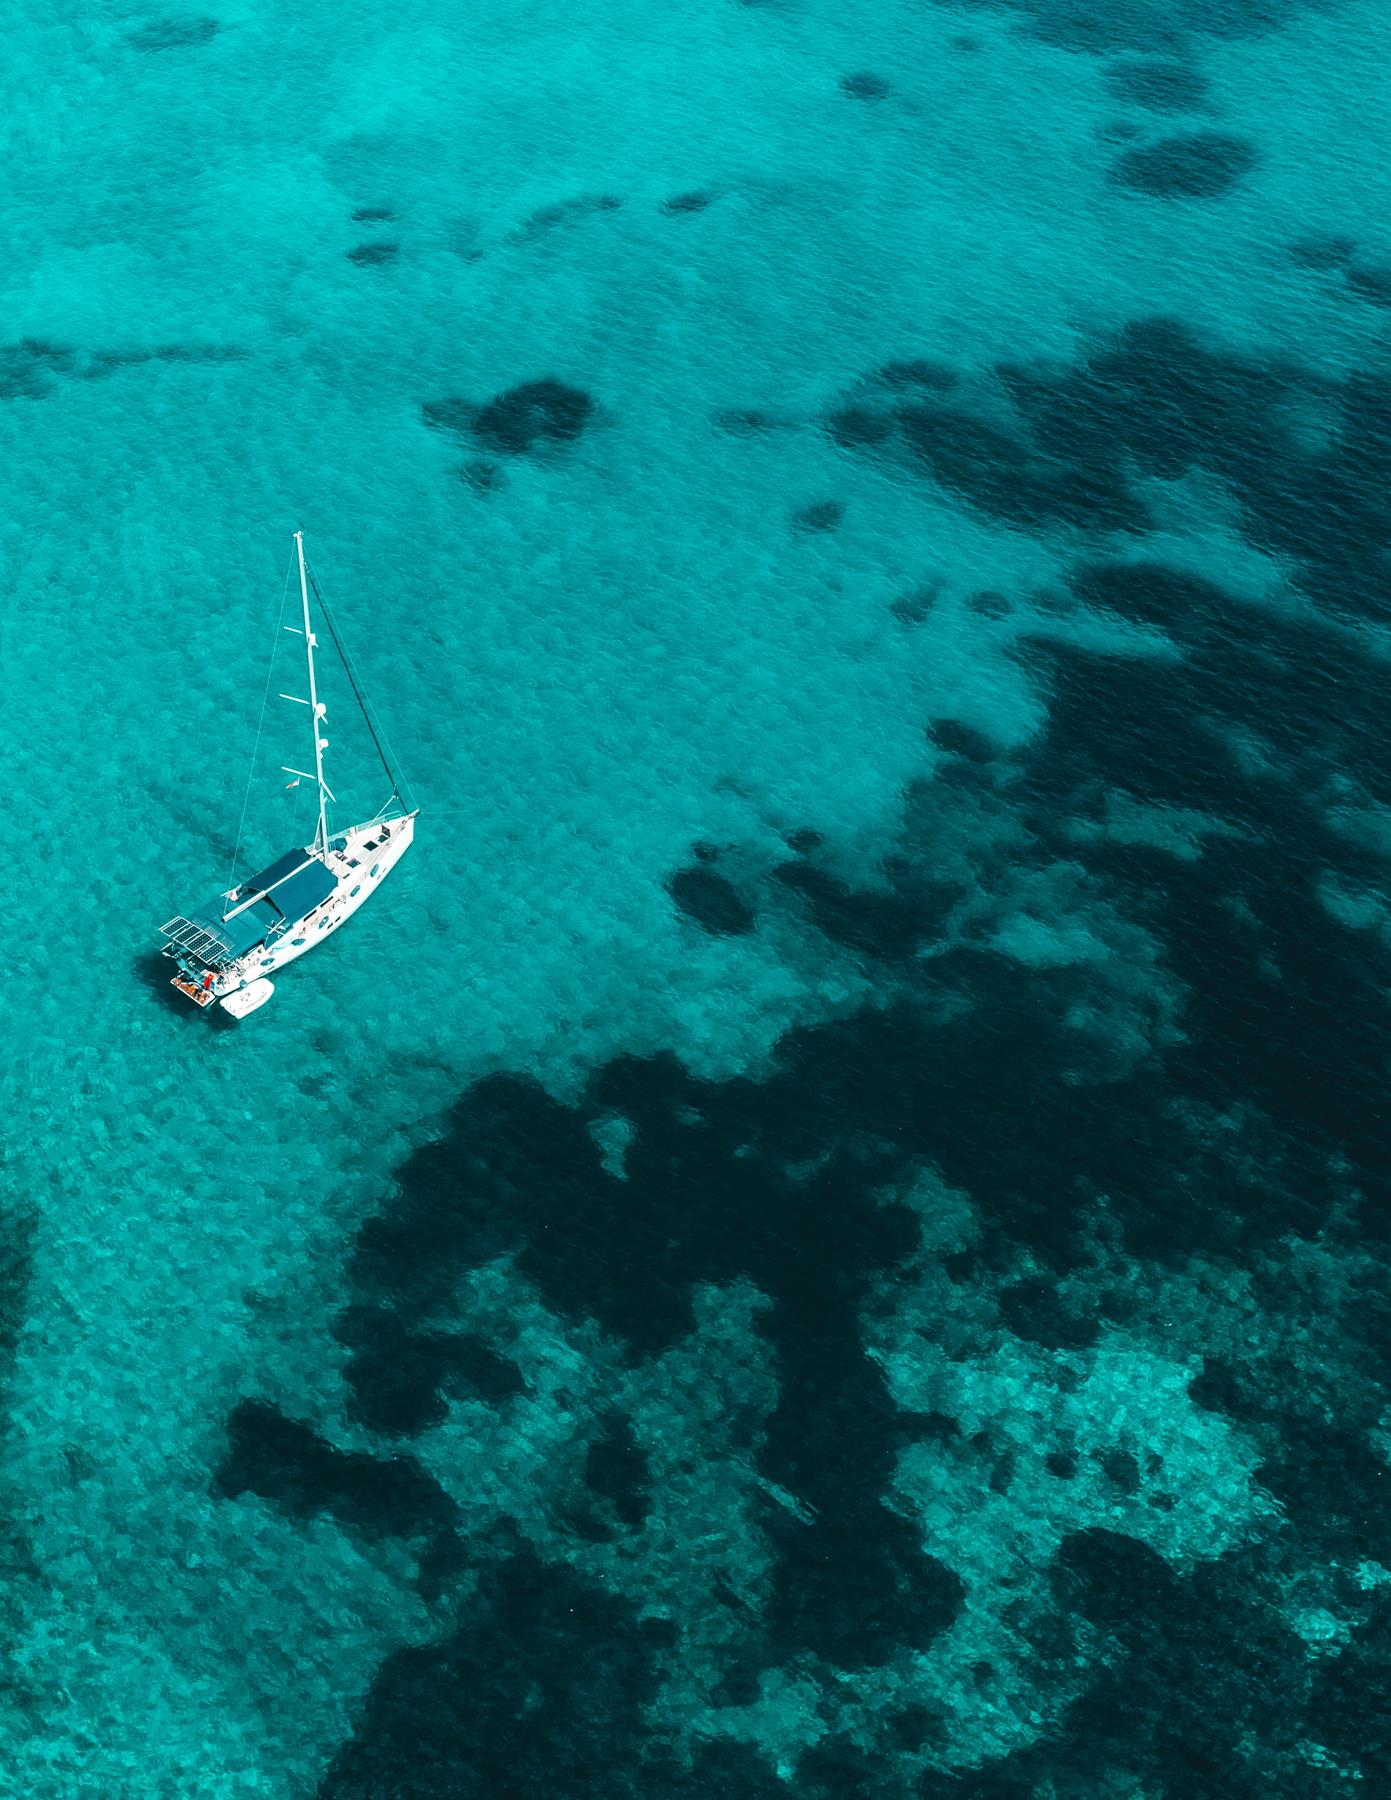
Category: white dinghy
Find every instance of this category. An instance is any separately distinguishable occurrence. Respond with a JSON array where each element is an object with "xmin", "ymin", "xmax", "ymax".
[{"xmin": 159, "ymin": 531, "xmax": 416, "ymax": 1017}]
